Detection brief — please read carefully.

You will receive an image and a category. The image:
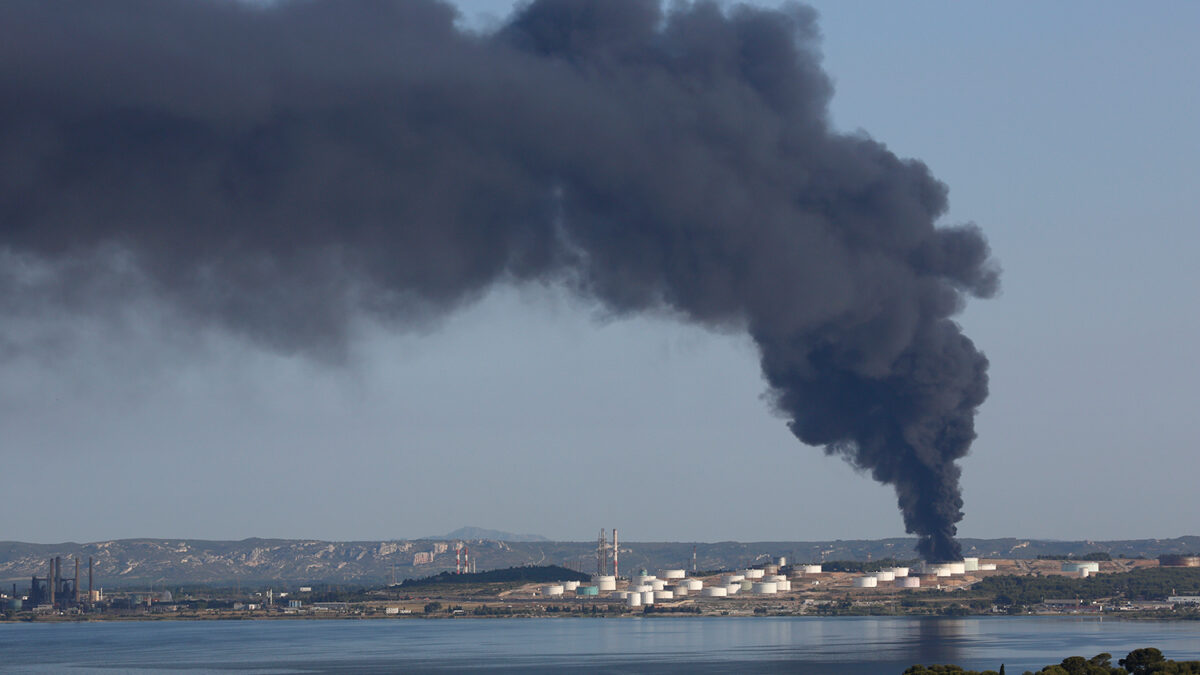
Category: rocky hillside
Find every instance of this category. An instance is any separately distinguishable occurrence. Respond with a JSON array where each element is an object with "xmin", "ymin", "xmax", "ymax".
[{"xmin": 1, "ymin": 536, "xmax": 1196, "ymax": 589}]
